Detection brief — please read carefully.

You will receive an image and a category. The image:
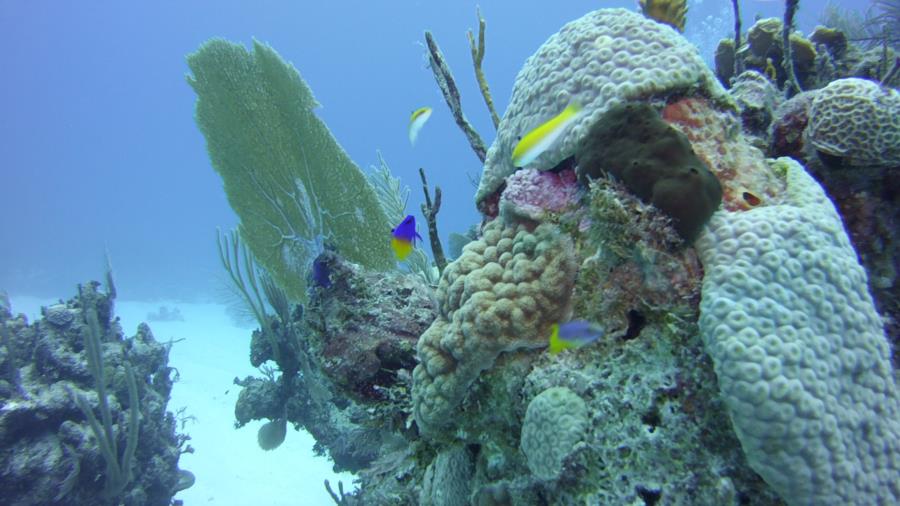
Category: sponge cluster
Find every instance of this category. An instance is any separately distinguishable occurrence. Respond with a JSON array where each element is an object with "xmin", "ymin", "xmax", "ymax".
[
  {"xmin": 520, "ymin": 386, "xmax": 588, "ymax": 481},
  {"xmin": 806, "ymin": 78, "xmax": 900, "ymax": 167},
  {"xmin": 696, "ymin": 158, "xmax": 900, "ymax": 505},
  {"xmin": 475, "ymin": 8, "xmax": 730, "ymax": 209},
  {"xmin": 412, "ymin": 221, "xmax": 578, "ymax": 435}
]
